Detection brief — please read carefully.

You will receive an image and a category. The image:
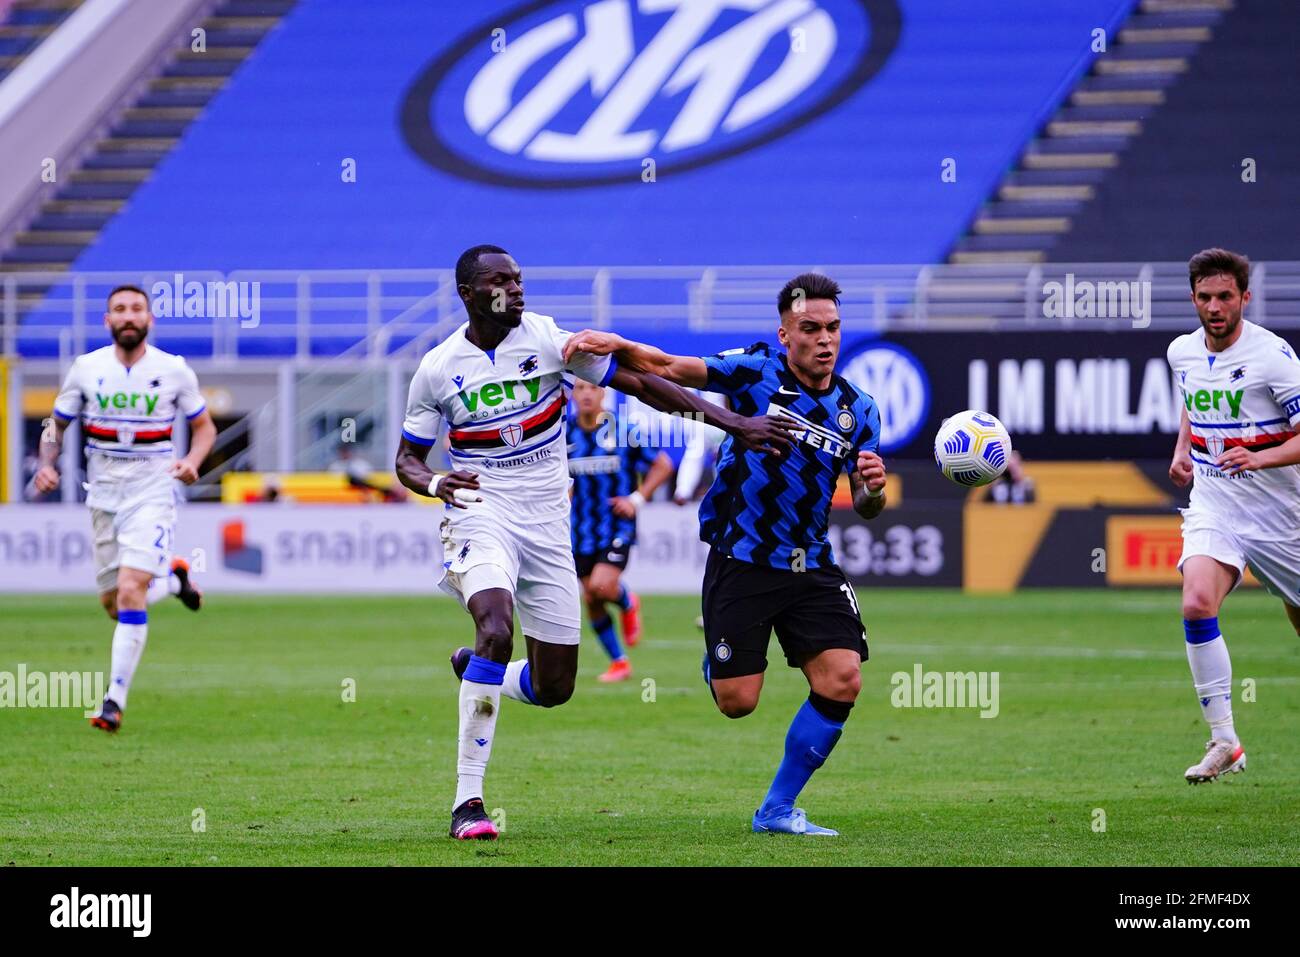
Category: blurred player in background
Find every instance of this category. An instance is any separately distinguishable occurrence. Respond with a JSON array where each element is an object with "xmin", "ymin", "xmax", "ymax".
[
  {"xmin": 566, "ymin": 273, "xmax": 886, "ymax": 836},
  {"xmin": 394, "ymin": 245, "xmax": 795, "ymax": 840},
  {"xmin": 33, "ymin": 286, "xmax": 213, "ymax": 733},
  {"xmin": 567, "ymin": 379, "xmax": 673, "ymax": 682},
  {"xmin": 1167, "ymin": 248, "xmax": 1300, "ymax": 783}
]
